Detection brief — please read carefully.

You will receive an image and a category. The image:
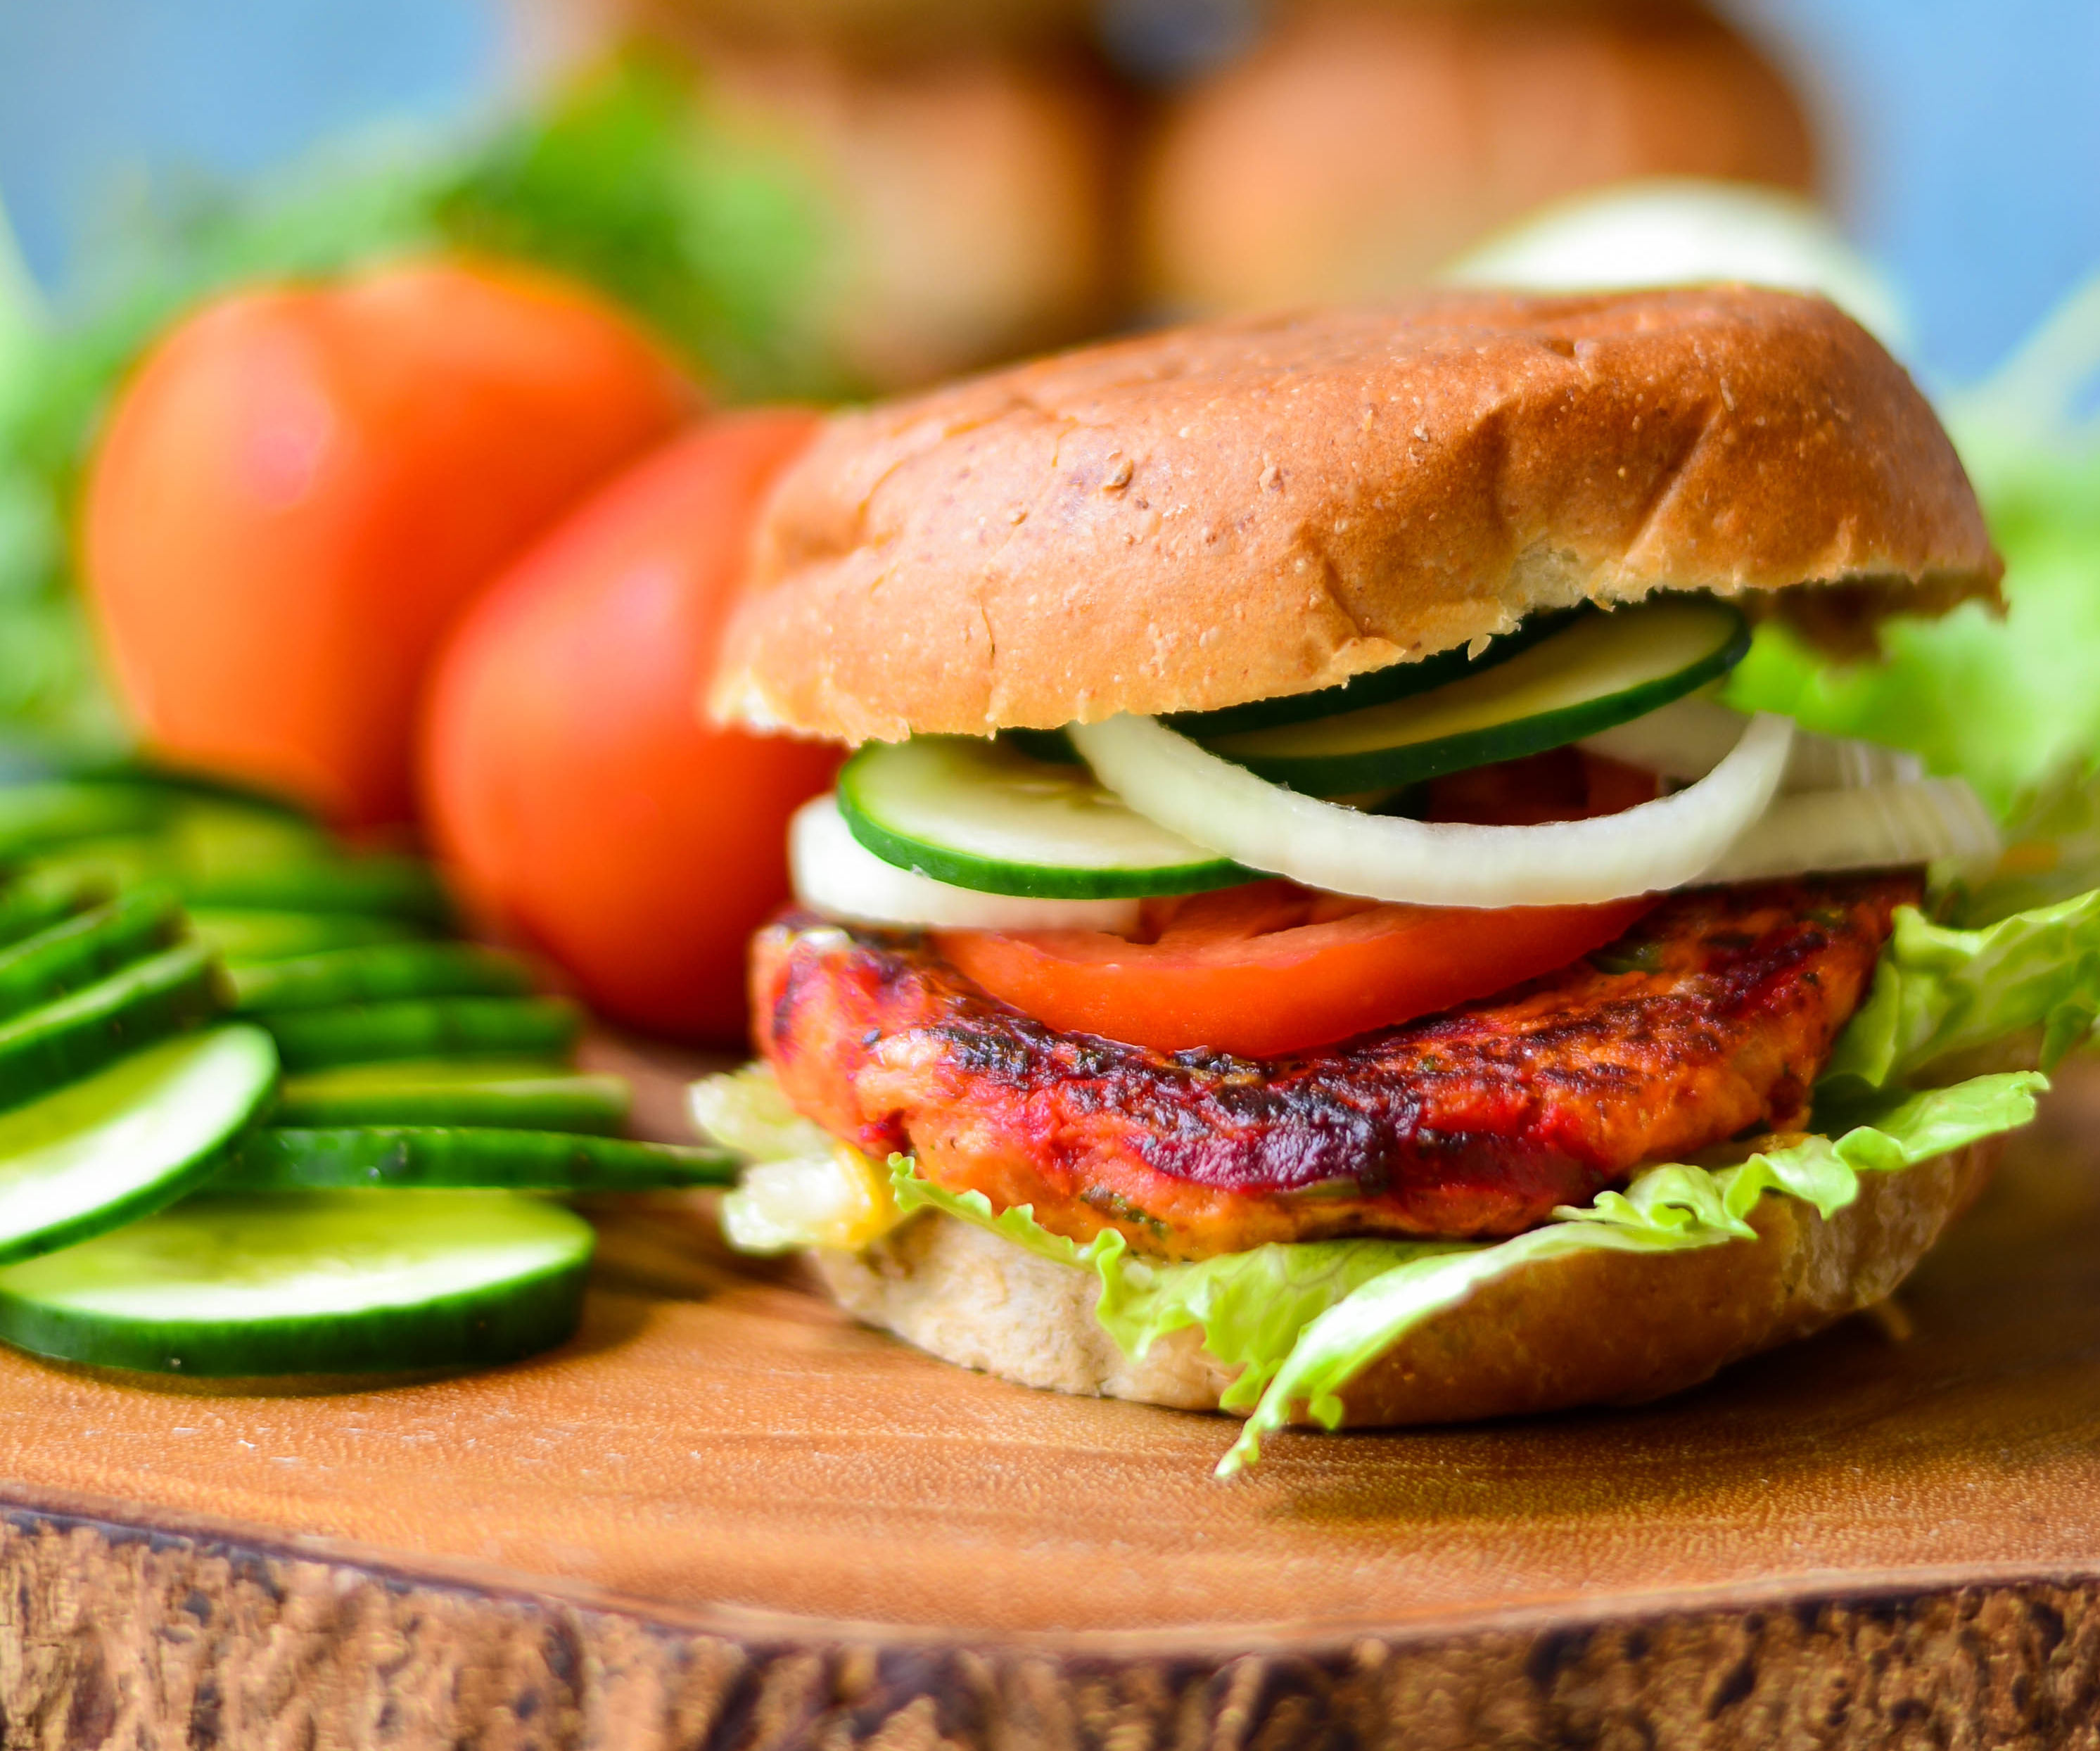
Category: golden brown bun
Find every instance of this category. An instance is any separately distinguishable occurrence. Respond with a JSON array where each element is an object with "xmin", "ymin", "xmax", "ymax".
[
  {"xmin": 815, "ymin": 1134, "xmax": 2002, "ymax": 1427},
  {"xmin": 1140, "ymin": 0, "xmax": 1814, "ymax": 315},
  {"xmin": 715, "ymin": 287, "xmax": 1999, "ymax": 741}
]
